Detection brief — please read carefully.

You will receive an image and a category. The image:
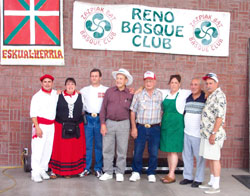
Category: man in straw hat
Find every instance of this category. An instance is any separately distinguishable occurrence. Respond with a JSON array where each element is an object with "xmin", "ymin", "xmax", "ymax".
[
  {"xmin": 30, "ymin": 74, "xmax": 59, "ymax": 182},
  {"xmin": 99, "ymin": 68, "xmax": 133, "ymax": 182}
]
